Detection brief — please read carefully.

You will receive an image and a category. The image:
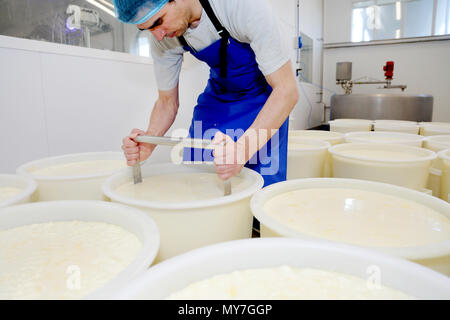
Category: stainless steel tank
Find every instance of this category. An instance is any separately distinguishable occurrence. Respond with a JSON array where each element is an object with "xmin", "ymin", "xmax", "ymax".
[{"xmin": 330, "ymin": 94, "xmax": 433, "ymax": 121}]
